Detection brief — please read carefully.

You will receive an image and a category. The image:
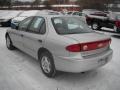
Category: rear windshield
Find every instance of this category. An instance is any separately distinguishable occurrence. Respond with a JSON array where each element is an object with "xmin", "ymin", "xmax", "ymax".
[{"xmin": 51, "ymin": 17, "xmax": 93, "ymax": 35}]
